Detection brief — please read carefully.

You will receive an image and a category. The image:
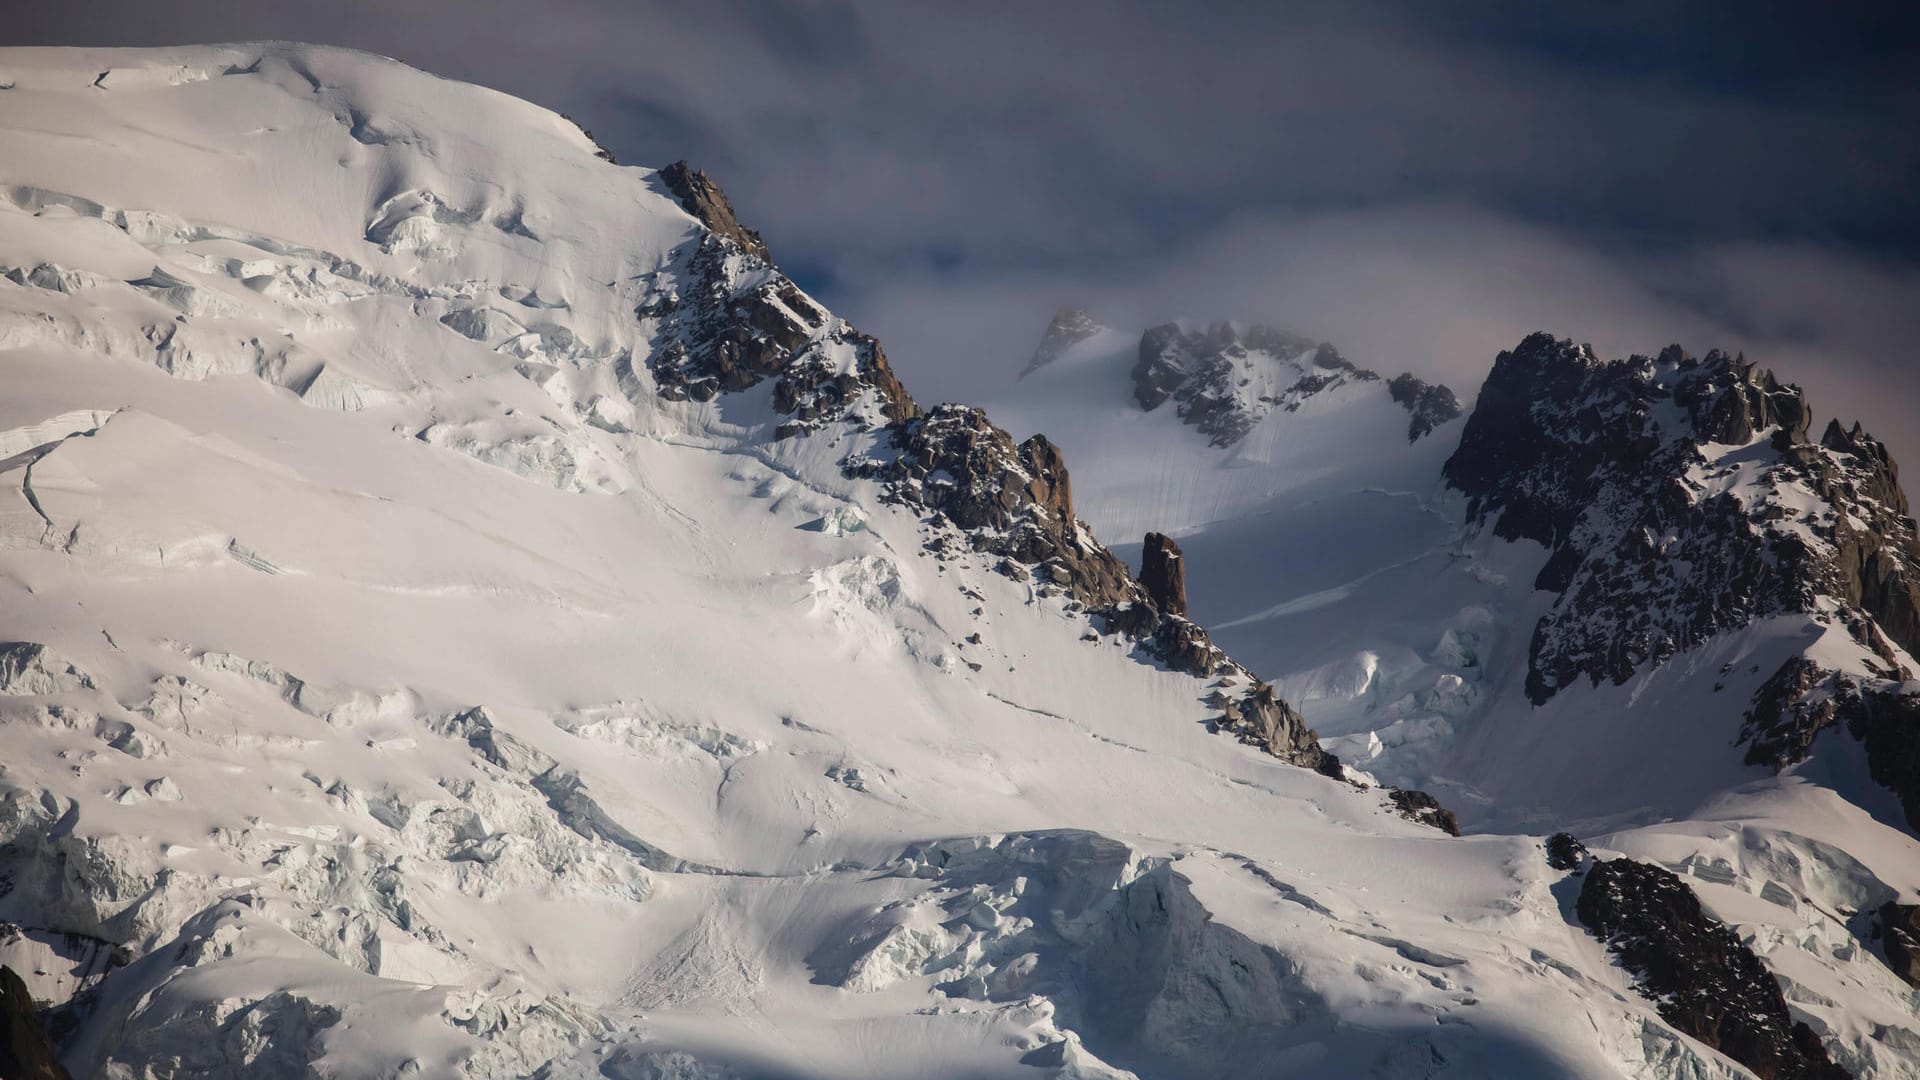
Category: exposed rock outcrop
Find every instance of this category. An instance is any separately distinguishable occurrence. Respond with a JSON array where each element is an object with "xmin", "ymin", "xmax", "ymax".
[
  {"xmin": 0, "ymin": 643, "xmax": 94, "ymax": 696},
  {"xmin": 1, "ymin": 964, "xmax": 72, "ymax": 1080},
  {"xmin": 1445, "ymin": 334, "xmax": 1920, "ymax": 705},
  {"xmin": 1576, "ymin": 858, "xmax": 1849, "ymax": 1079},
  {"xmin": 847, "ymin": 405, "xmax": 1331, "ymax": 771},
  {"xmin": 1849, "ymin": 687, "xmax": 1920, "ymax": 835},
  {"xmin": 1447, "ymin": 335, "xmax": 1920, "ymax": 831},
  {"xmin": 1020, "ymin": 307, "xmax": 1104, "ymax": 378},
  {"xmin": 1387, "ymin": 788, "xmax": 1461, "ymax": 836},
  {"xmin": 1879, "ymin": 902, "xmax": 1920, "ymax": 989},
  {"xmin": 1750, "ymin": 668, "xmax": 1920, "ymax": 833},
  {"xmin": 1212, "ymin": 681, "xmax": 1339, "ymax": 774},
  {"xmin": 1387, "ymin": 373, "xmax": 1463, "ymax": 442},
  {"xmin": 1133, "ymin": 323, "xmax": 1363, "ymax": 447},
  {"xmin": 1743, "ymin": 657, "xmax": 1842, "ymax": 770},
  {"xmin": 1138, "ymin": 532, "xmax": 1187, "ymax": 617},
  {"xmin": 657, "ymin": 160, "xmax": 770, "ymax": 264},
  {"xmin": 1545, "ymin": 832, "xmax": 1588, "ymax": 871},
  {"xmin": 637, "ymin": 179, "xmax": 917, "ymax": 435},
  {"xmin": 850, "ymin": 405, "xmax": 1134, "ymax": 612}
]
